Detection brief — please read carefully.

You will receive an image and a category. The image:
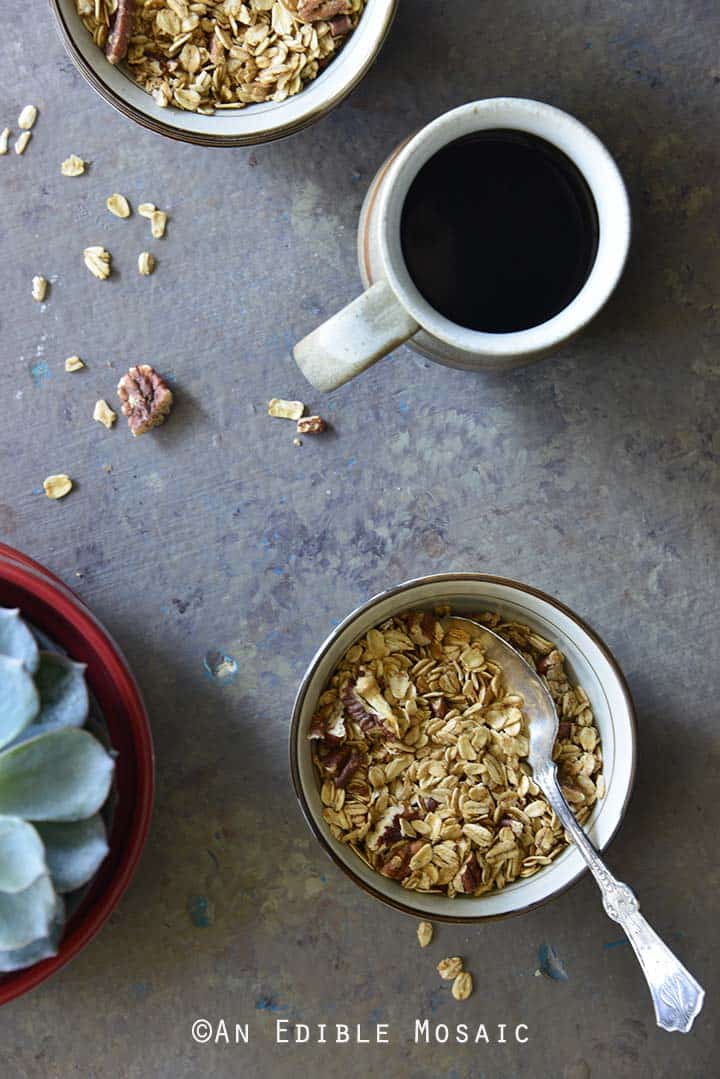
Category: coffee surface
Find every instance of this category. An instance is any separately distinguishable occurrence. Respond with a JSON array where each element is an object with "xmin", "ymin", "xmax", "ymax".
[{"xmin": 400, "ymin": 130, "xmax": 599, "ymax": 333}]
